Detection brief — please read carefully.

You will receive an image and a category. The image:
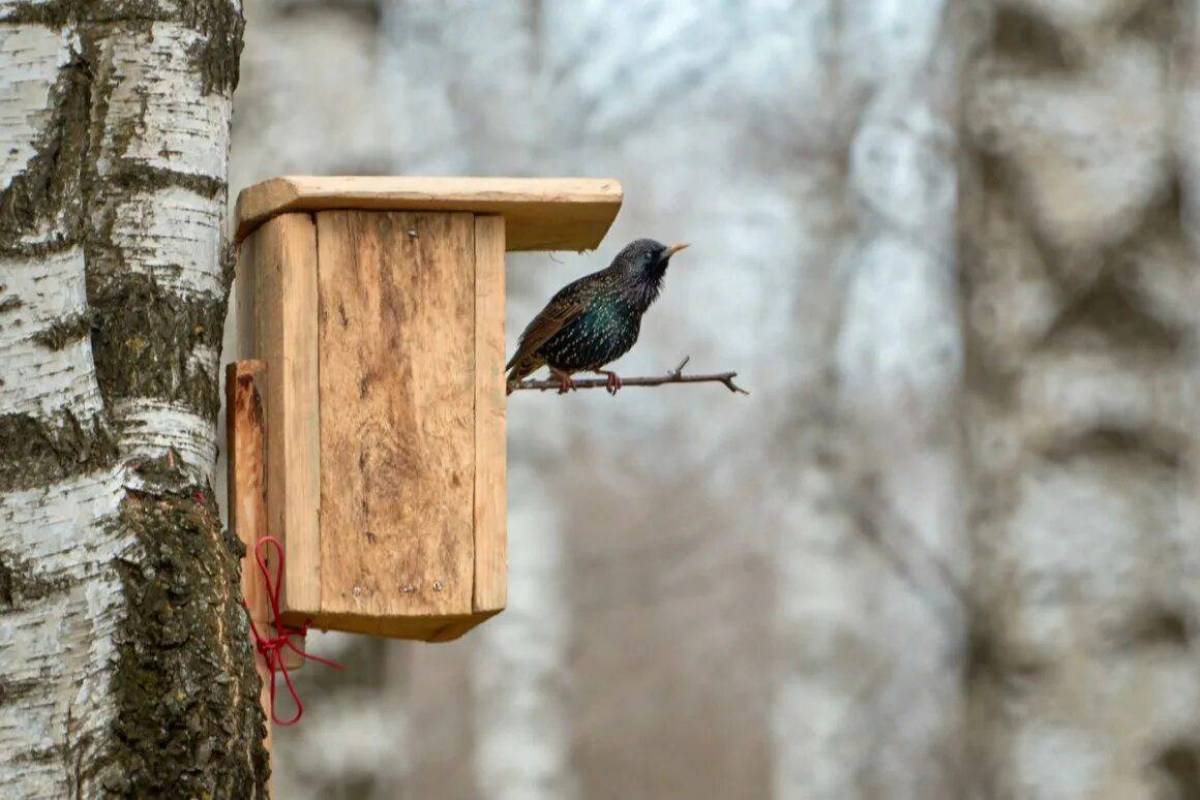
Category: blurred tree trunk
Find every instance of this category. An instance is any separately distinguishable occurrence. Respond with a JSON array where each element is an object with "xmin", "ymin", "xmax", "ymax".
[
  {"xmin": 960, "ymin": 3, "xmax": 1200, "ymax": 796},
  {"xmin": 0, "ymin": 2, "xmax": 265, "ymax": 798},
  {"xmin": 771, "ymin": 2, "xmax": 974, "ymax": 796},
  {"xmin": 775, "ymin": 2, "xmax": 1200, "ymax": 798}
]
